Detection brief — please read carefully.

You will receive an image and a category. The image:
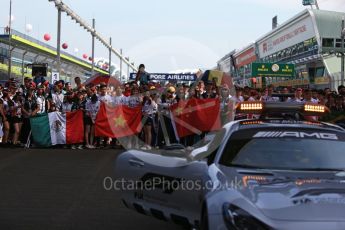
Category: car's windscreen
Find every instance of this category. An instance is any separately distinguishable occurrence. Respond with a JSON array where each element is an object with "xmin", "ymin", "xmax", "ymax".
[{"xmin": 220, "ymin": 128, "xmax": 345, "ymax": 170}]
